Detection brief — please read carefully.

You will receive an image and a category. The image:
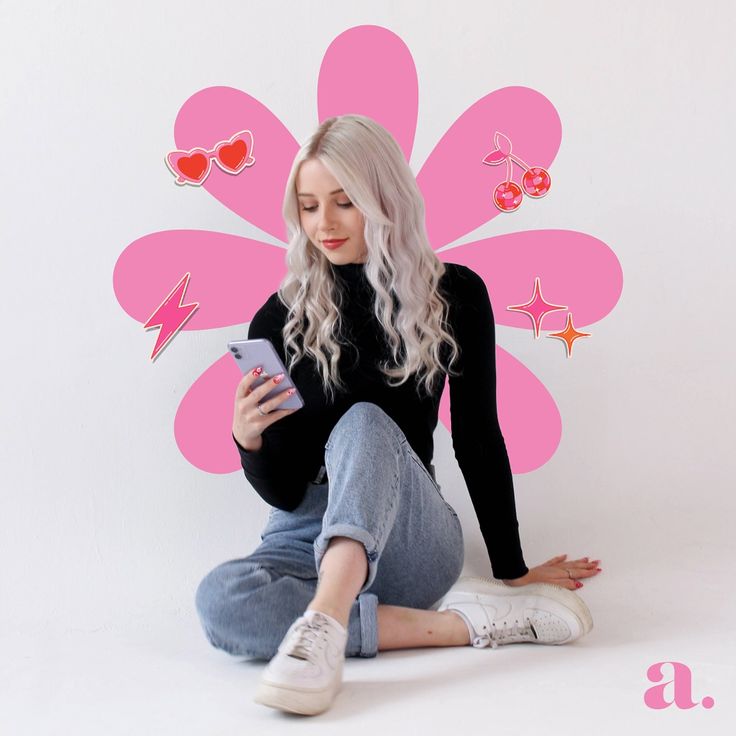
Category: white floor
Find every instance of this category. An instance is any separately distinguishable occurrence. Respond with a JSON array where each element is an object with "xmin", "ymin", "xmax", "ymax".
[{"xmin": 3, "ymin": 568, "xmax": 733, "ymax": 736}]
